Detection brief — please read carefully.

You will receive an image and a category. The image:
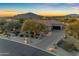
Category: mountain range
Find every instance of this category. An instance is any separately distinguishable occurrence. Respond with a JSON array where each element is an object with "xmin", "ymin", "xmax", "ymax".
[
  {"xmin": 1, "ymin": 13, "xmax": 79, "ymax": 19},
  {"xmin": 66, "ymin": 14, "xmax": 79, "ymax": 17},
  {"xmin": 13, "ymin": 12, "xmax": 42, "ymax": 19},
  {"xmin": 13, "ymin": 13, "xmax": 79, "ymax": 19}
]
